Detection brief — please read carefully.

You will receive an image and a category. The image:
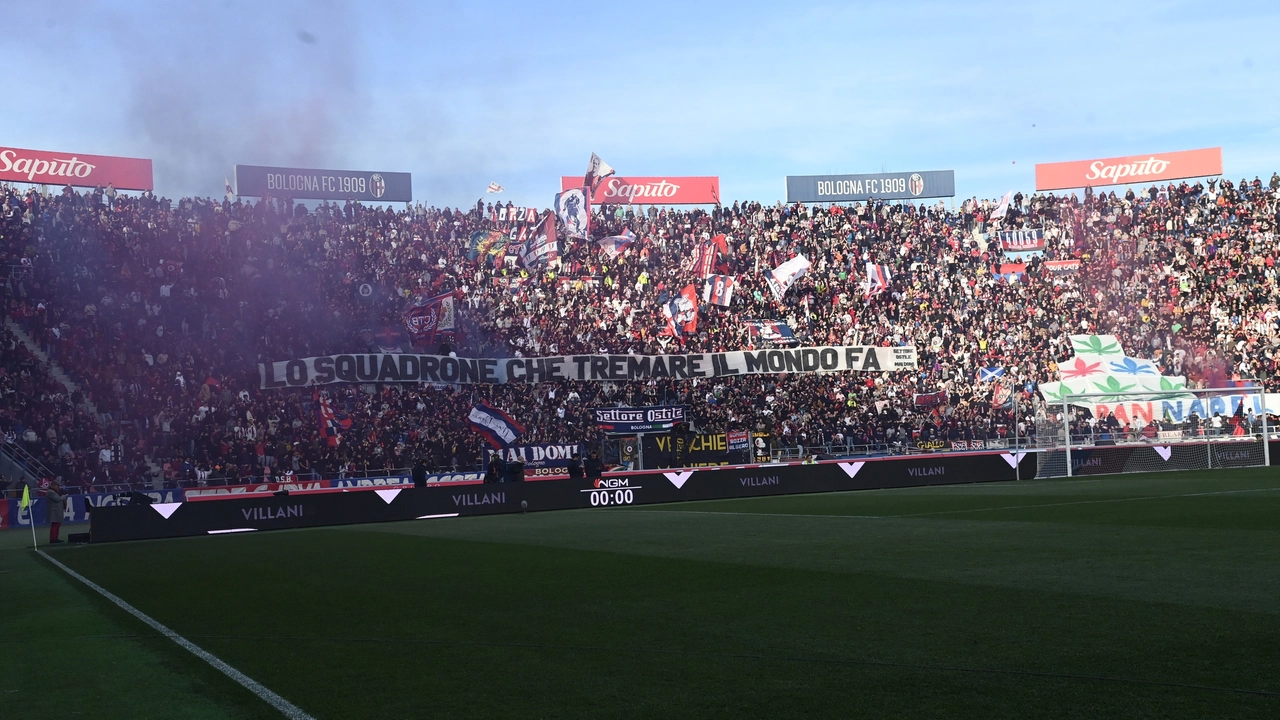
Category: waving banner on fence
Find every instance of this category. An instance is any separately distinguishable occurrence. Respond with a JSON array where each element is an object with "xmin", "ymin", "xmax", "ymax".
[{"xmin": 259, "ymin": 345, "xmax": 917, "ymax": 388}]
